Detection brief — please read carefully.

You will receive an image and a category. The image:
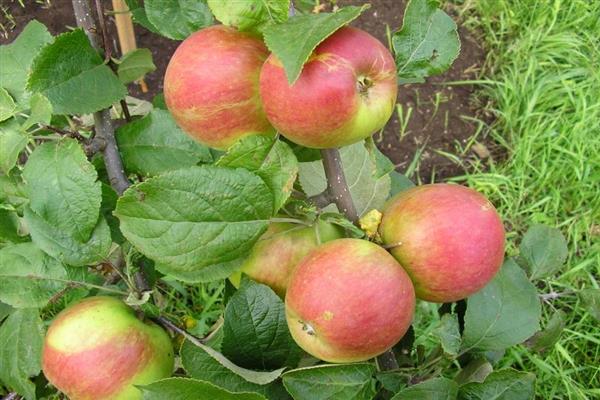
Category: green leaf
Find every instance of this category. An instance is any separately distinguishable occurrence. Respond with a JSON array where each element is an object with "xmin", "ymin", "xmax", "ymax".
[
  {"xmin": 320, "ymin": 213, "xmax": 366, "ymax": 239},
  {"xmin": 299, "ymin": 142, "xmax": 391, "ymax": 217},
  {"xmin": 365, "ymin": 138, "xmax": 395, "ymax": 179},
  {"xmin": 0, "ymin": 243, "xmax": 67, "ymax": 308},
  {"xmin": 125, "ymin": 0, "xmax": 160, "ymax": 33},
  {"xmin": 116, "ymin": 109, "xmax": 212, "ymax": 176},
  {"xmin": 24, "ymin": 208, "xmax": 112, "ymax": 267},
  {"xmin": 0, "ymin": 119, "xmax": 28, "ymax": 174},
  {"xmin": 459, "ymin": 369, "xmax": 535, "ymax": 400},
  {"xmin": 0, "ymin": 174, "xmax": 28, "ymax": 210},
  {"xmin": 580, "ymin": 288, "xmax": 600, "ymax": 322},
  {"xmin": 140, "ymin": 378, "xmax": 267, "ymax": 400},
  {"xmin": 0, "ymin": 209, "xmax": 26, "ymax": 245},
  {"xmin": 117, "ymin": 48, "xmax": 156, "ymax": 84},
  {"xmin": 263, "ymin": 5, "xmax": 369, "ymax": 84},
  {"xmin": 181, "ymin": 340, "xmax": 285, "ymax": 385},
  {"xmin": 0, "ymin": 87, "xmax": 16, "ymax": 122},
  {"xmin": 23, "ymin": 139, "xmax": 101, "ymax": 242},
  {"xmin": 115, "ymin": 166, "xmax": 273, "ymax": 282},
  {"xmin": 22, "ymin": 93, "xmax": 52, "ymax": 130},
  {"xmin": 0, "ymin": 308, "xmax": 44, "ymax": 400},
  {"xmin": 389, "ymin": 171, "xmax": 415, "ymax": 197},
  {"xmin": 391, "ymin": 377, "xmax": 458, "ymax": 400},
  {"xmin": 455, "ymin": 357, "xmax": 493, "ymax": 385},
  {"xmin": 181, "ymin": 340, "xmax": 290, "ymax": 399},
  {"xmin": 463, "ymin": 259, "xmax": 541, "ymax": 351},
  {"xmin": 218, "ymin": 136, "xmax": 298, "ymax": 212},
  {"xmin": 436, "ymin": 313, "xmax": 461, "ymax": 356},
  {"xmin": 519, "ymin": 224, "xmax": 568, "ymax": 280},
  {"xmin": 27, "ymin": 29, "xmax": 127, "ymax": 115},
  {"xmin": 283, "ymin": 364, "xmax": 377, "ymax": 400},
  {"xmin": 524, "ymin": 310, "xmax": 566, "ymax": 353},
  {"xmin": 392, "ymin": 0, "xmax": 460, "ymax": 84},
  {"xmin": 0, "ymin": 301, "xmax": 12, "ymax": 321},
  {"xmin": 0, "ymin": 20, "xmax": 52, "ymax": 106},
  {"xmin": 208, "ymin": 0, "xmax": 289, "ymax": 34},
  {"xmin": 222, "ymin": 280, "xmax": 302, "ymax": 370},
  {"xmin": 145, "ymin": 0, "xmax": 214, "ymax": 40}
]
